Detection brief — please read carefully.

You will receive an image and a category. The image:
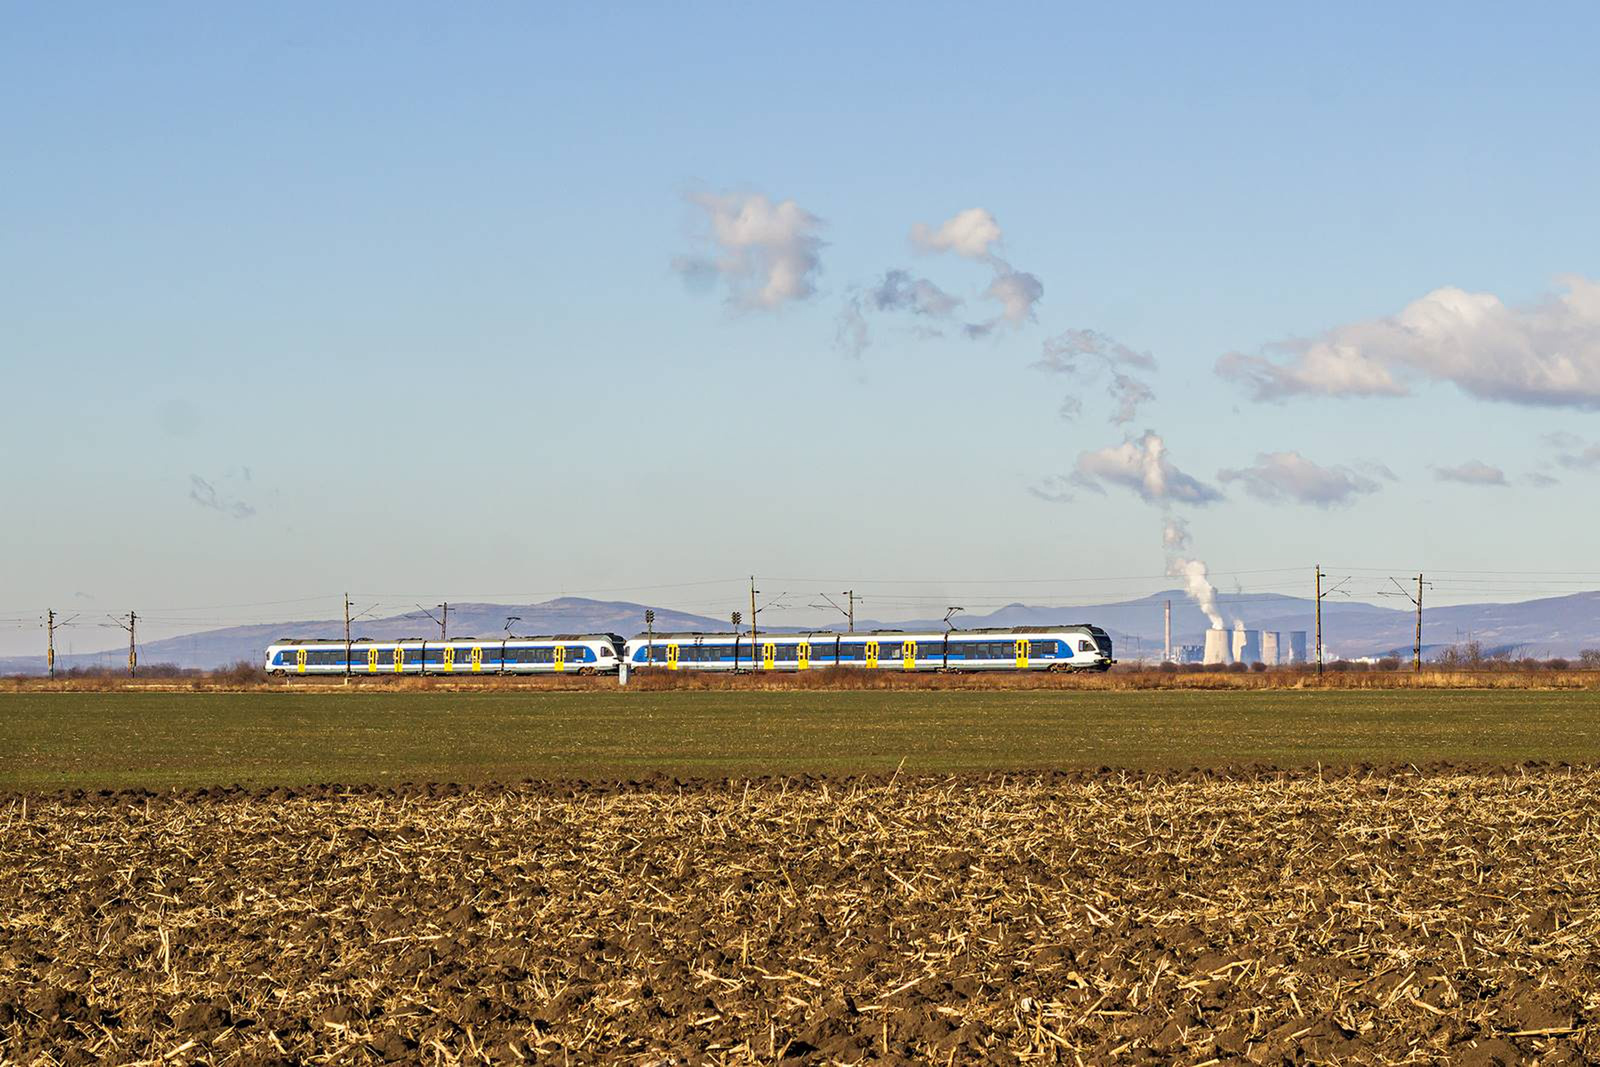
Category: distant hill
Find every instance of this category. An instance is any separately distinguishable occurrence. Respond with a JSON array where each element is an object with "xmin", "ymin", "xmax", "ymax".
[
  {"xmin": 0, "ymin": 598, "xmax": 723, "ymax": 675},
  {"xmin": 841, "ymin": 590, "xmax": 1600, "ymax": 662},
  {"xmin": 6, "ymin": 591, "xmax": 1600, "ymax": 674}
]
